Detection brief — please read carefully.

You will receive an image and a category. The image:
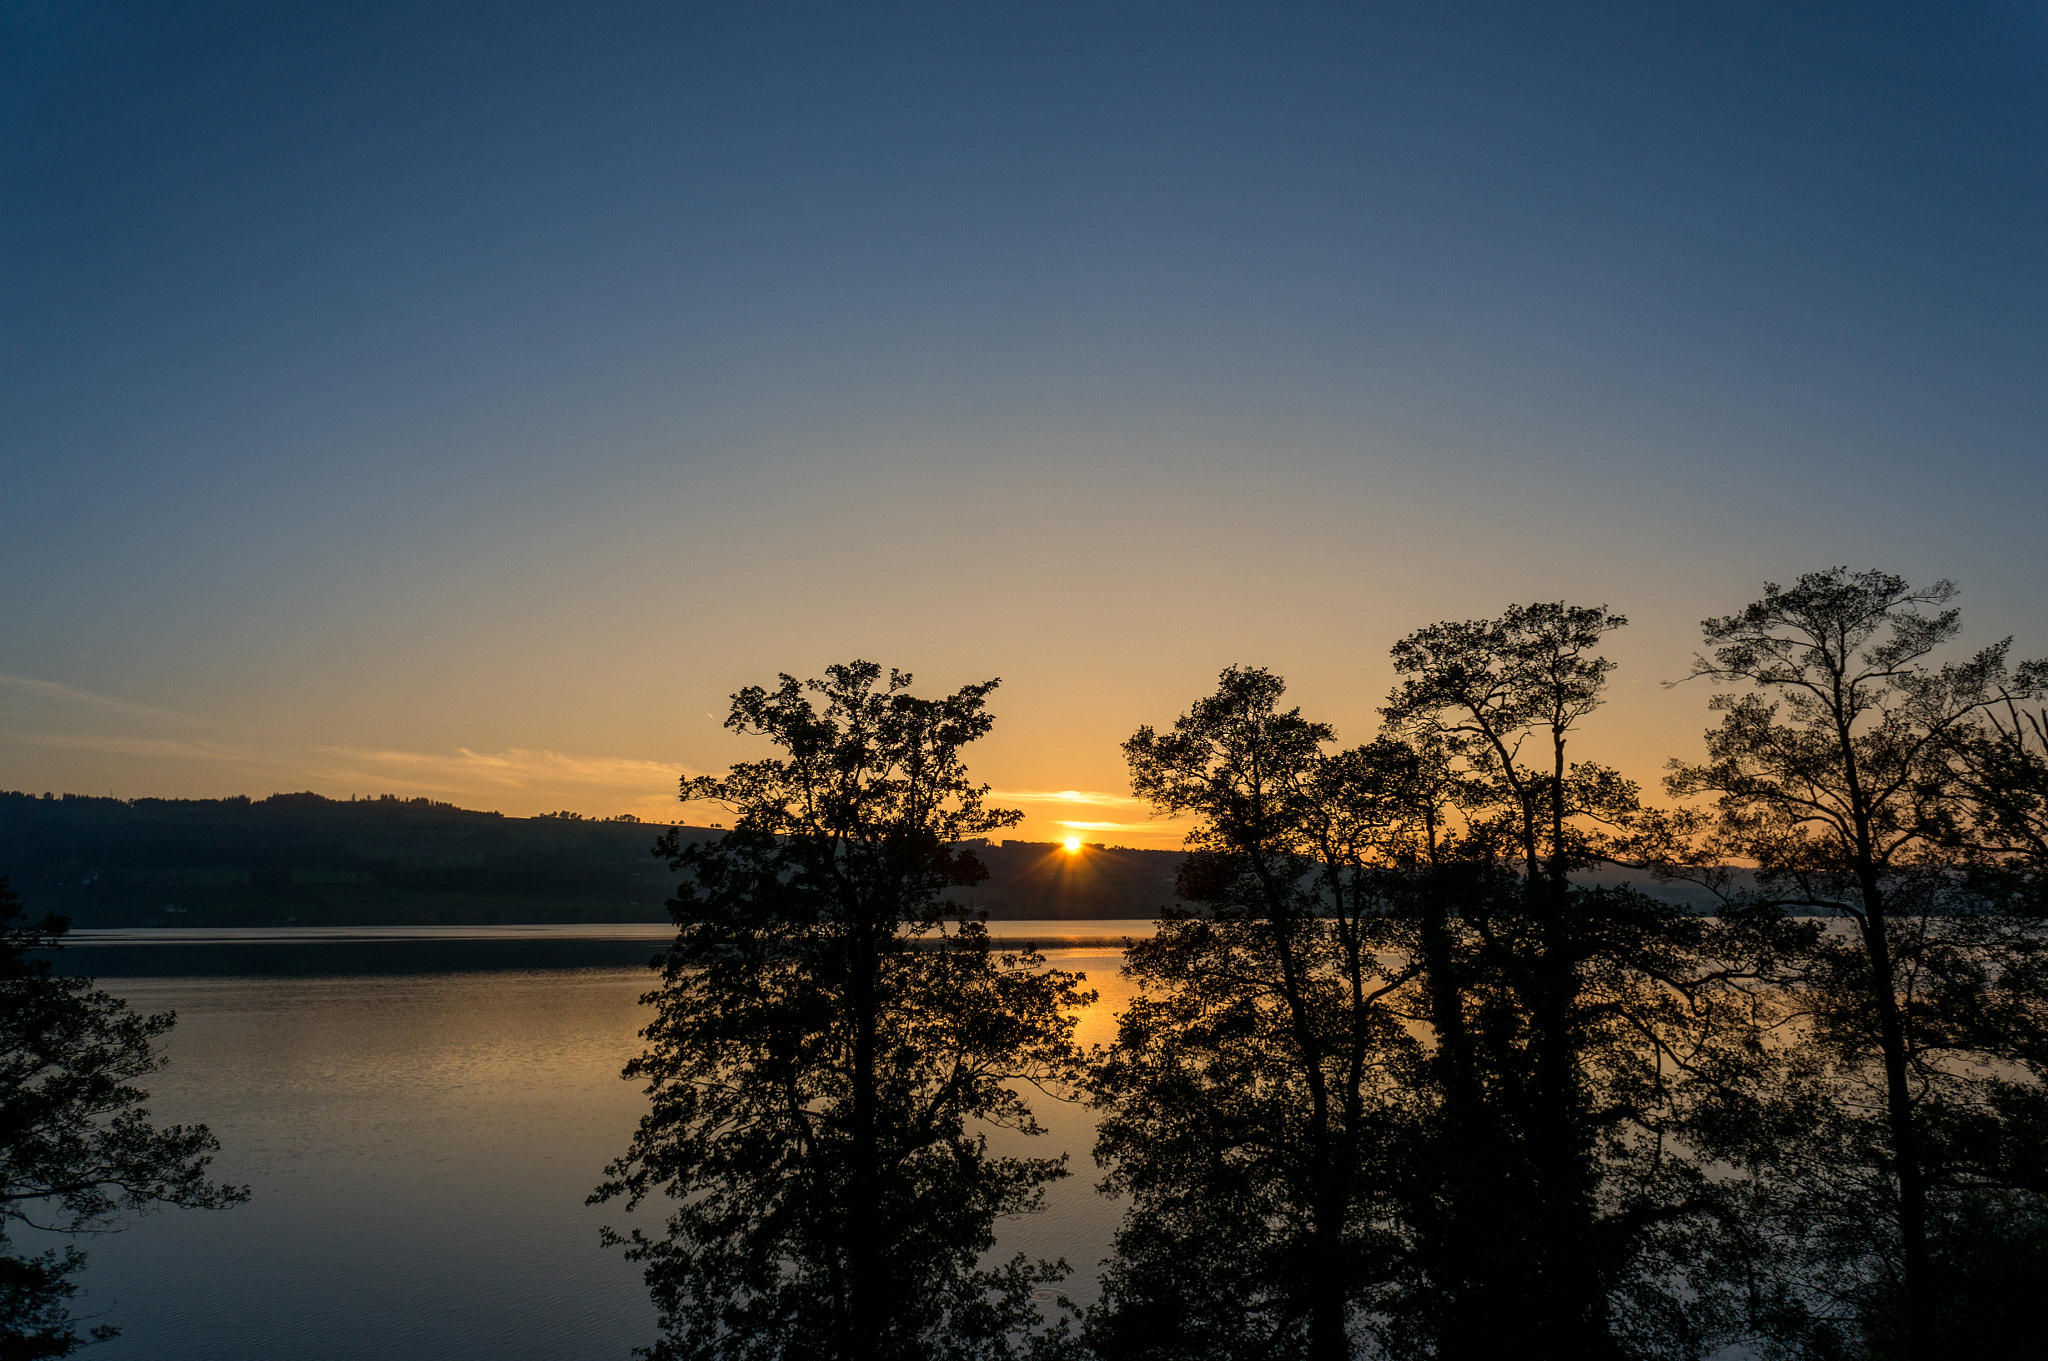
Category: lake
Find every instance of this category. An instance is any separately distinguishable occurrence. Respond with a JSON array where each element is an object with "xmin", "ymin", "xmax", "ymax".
[{"xmin": 40, "ymin": 924, "xmax": 1152, "ymax": 1361}]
